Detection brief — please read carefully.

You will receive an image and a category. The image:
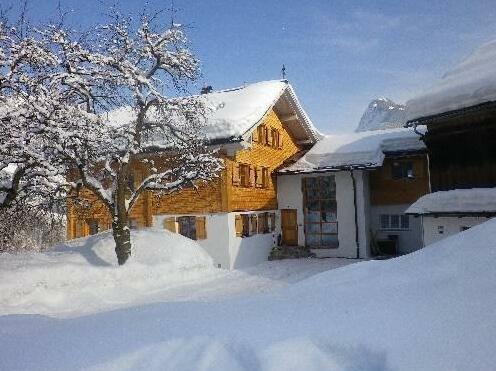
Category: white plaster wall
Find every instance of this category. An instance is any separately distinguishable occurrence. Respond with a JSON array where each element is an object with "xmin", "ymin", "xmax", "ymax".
[
  {"xmin": 370, "ymin": 204, "xmax": 423, "ymax": 255},
  {"xmin": 422, "ymin": 216, "xmax": 491, "ymax": 246},
  {"xmin": 152, "ymin": 213, "xmax": 231, "ymax": 269},
  {"xmin": 227, "ymin": 211, "xmax": 277, "ymax": 270},
  {"xmin": 277, "ymin": 171, "xmax": 371, "ymax": 259}
]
